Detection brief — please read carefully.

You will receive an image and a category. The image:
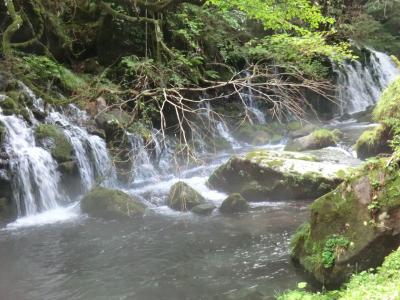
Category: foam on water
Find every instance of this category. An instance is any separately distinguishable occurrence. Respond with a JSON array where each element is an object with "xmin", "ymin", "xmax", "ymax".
[{"xmin": 5, "ymin": 203, "xmax": 81, "ymax": 230}]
